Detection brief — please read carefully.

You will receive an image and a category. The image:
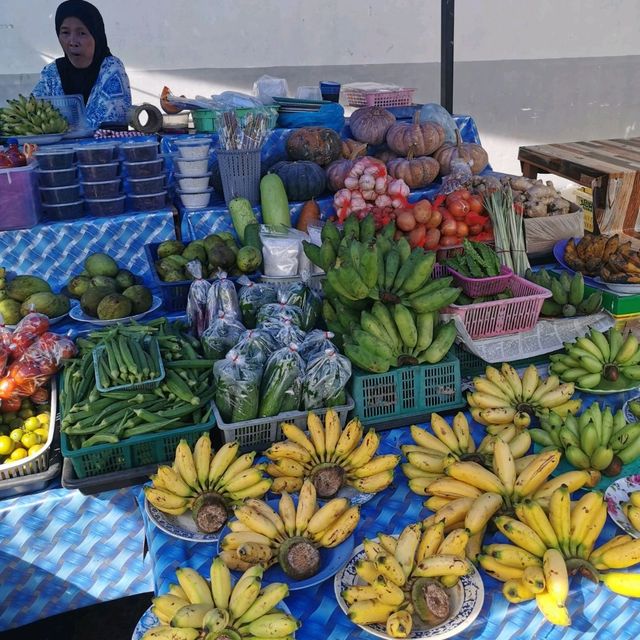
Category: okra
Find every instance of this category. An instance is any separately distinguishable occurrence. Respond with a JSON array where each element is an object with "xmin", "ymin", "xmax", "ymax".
[
  {"xmin": 104, "ymin": 339, "xmax": 121, "ymax": 380},
  {"xmin": 165, "ymin": 359, "xmax": 216, "ymax": 370},
  {"xmin": 81, "ymin": 433, "xmax": 120, "ymax": 448},
  {"xmin": 122, "ymin": 417, "xmax": 180, "ymax": 438},
  {"xmin": 117, "ymin": 335, "xmax": 137, "ymax": 376}
]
